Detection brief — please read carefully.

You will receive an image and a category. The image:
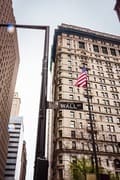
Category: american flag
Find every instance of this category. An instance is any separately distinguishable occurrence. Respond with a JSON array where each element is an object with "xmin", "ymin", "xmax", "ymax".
[{"xmin": 75, "ymin": 67, "xmax": 88, "ymax": 88}]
